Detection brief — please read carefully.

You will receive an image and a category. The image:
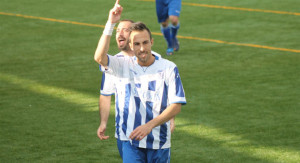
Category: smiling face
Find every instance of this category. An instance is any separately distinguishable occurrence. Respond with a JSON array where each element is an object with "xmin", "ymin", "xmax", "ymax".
[
  {"xmin": 116, "ymin": 21, "xmax": 132, "ymax": 52},
  {"xmin": 129, "ymin": 30, "xmax": 154, "ymax": 66}
]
